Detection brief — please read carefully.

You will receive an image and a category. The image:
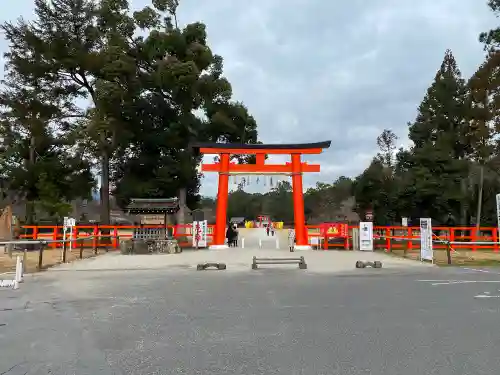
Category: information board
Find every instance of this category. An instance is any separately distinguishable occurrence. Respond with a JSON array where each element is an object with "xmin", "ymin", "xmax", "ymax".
[
  {"xmin": 192, "ymin": 220, "xmax": 208, "ymax": 248},
  {"xmin": 419, "ymin": 218, "xmax": 433, "ymax": 261},
  {"xmin": 359, "ymin": 221, "xmax": 373, "ymax": 251}
]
